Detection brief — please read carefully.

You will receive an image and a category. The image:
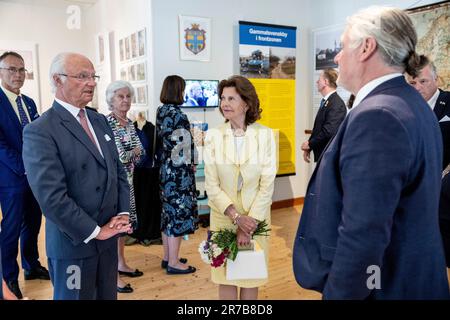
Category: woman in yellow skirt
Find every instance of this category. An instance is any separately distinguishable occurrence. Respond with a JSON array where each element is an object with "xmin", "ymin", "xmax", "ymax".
[{"xmin": 204, "ymin": 75, "xmax": 277, "ymax": 300}]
